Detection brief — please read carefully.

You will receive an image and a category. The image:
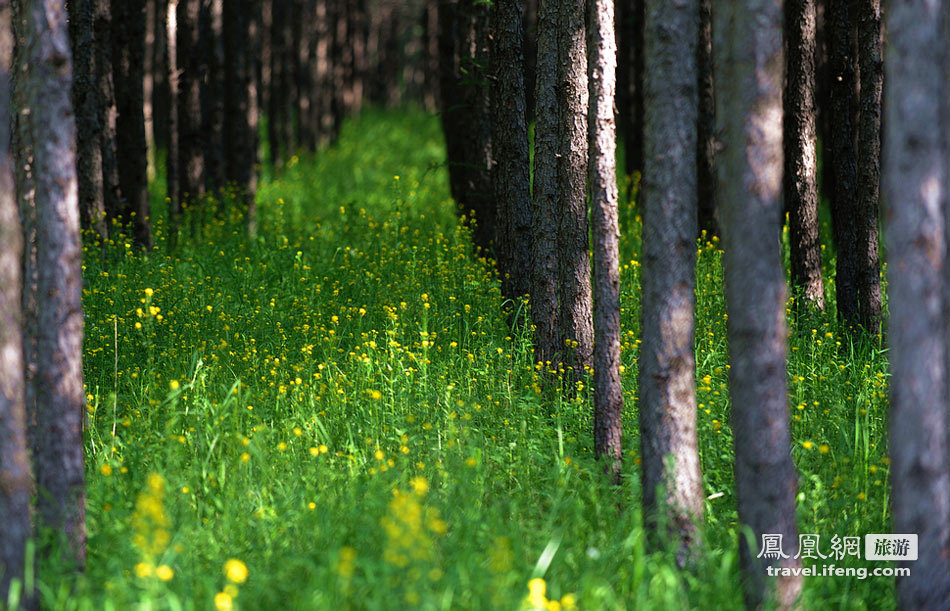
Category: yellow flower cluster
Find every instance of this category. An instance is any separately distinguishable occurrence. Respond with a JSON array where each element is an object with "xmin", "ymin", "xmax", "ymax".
[{"xmin": 380, "ymin": 478, "xmax": 446, "ymax": 569}]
